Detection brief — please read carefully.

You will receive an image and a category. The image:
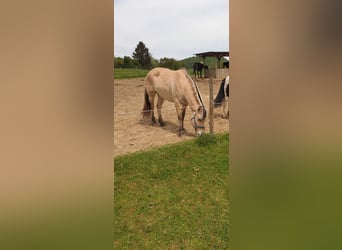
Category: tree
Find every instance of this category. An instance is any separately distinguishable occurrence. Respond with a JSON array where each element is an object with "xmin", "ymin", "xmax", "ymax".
[{"xmin": 132, "ymin": 41, "xmax": 152, "ymax": 69}]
